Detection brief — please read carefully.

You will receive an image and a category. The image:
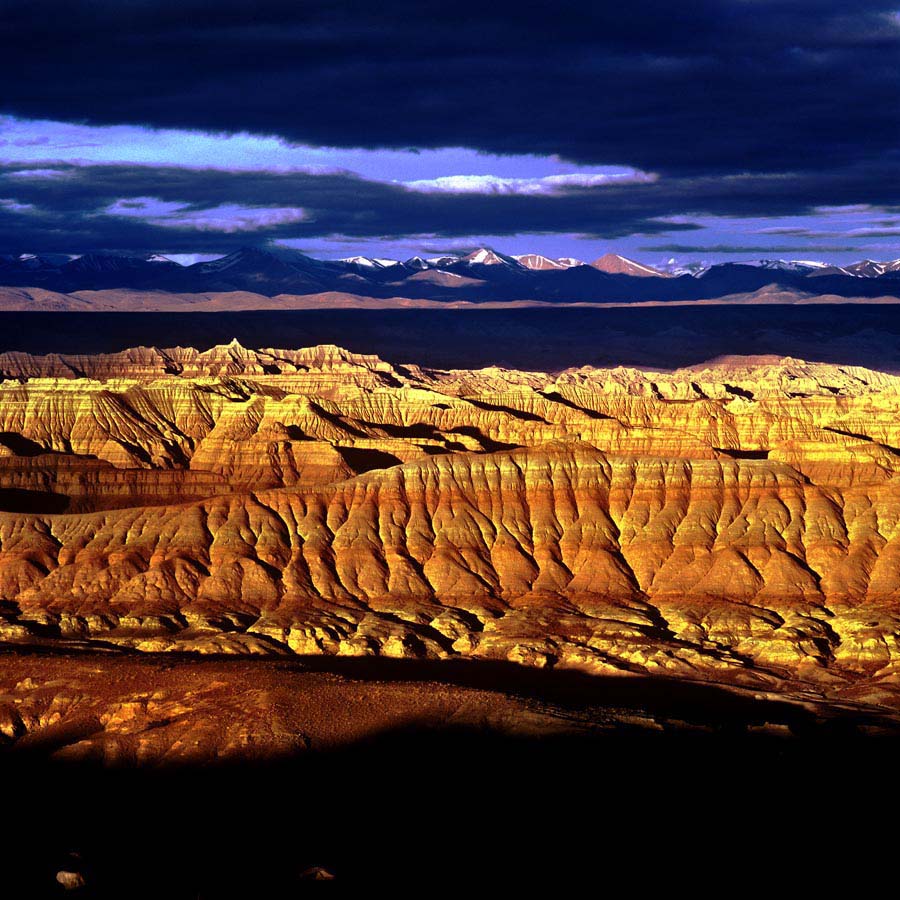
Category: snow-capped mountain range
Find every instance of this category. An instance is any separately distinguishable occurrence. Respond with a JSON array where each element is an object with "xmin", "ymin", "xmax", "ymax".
[{"xmin": 1, "ymin": 247, "xmax": 898, "ymax": 303}]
